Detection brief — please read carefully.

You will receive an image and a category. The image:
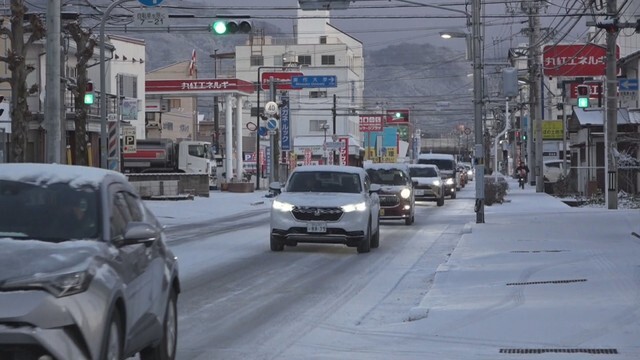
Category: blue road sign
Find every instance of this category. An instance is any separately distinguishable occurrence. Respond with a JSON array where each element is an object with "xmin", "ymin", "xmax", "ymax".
[
  {"xmin": 266, "ymin": 118, "xmax": 279, "ymax": 131},
  {"xmin": 291, "ymin": 75, "xmax": 338, "ymax": 88},
  {"xmin": 259, "ymin": 126, "xmax": 268, "ymax": 137},
  {"xmin": 618, "ymin": 78, "xmax": 639, "ymax": 91},
  {"xmin": 138, "ymin": 0, "xmax": 164, "ymax": 6}
]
